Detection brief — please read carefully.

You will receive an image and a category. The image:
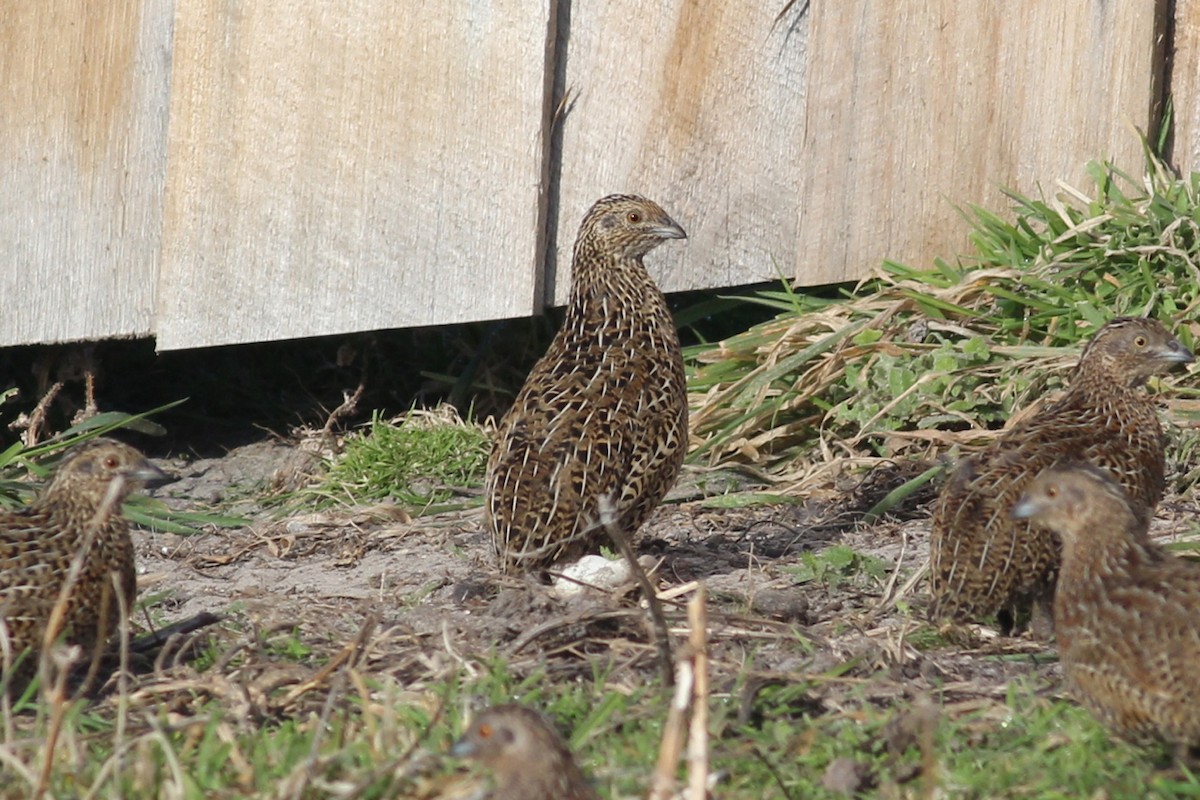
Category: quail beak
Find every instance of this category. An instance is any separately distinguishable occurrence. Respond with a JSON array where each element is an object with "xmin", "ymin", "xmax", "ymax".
[
  {"xmin": 128, "ymin": 458, "xmax": 173, "ymax": 490},
  {"xmin": 449, "ymin": 736, "xmax": 477, "ymax": 758},
  {"xmin": 1010, "ymin": 495, "xmax": 1039, "ymax": 521},
  {"xmin": 652, "ymin": 218, "xmax": 687, "ymax": 241},
  {"xmin": 1157, "ymin": 339, "xmax": 1196, "ymax": 366}
]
